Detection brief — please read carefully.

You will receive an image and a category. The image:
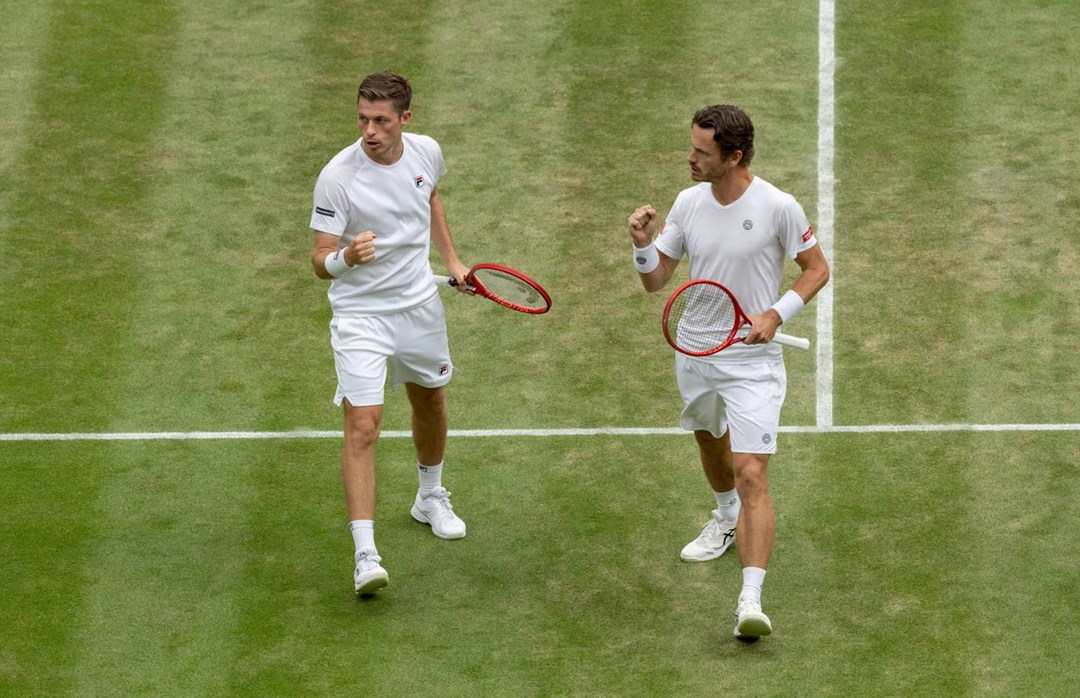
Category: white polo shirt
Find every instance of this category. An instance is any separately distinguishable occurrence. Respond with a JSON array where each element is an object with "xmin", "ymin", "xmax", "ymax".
[
  {"xmin": 655, "ymin": 176, "xmax": 817, "ymax": 362},
  {"xmin": 310, "ymin": 132, "xmax": 447, "ymax": 316}
]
